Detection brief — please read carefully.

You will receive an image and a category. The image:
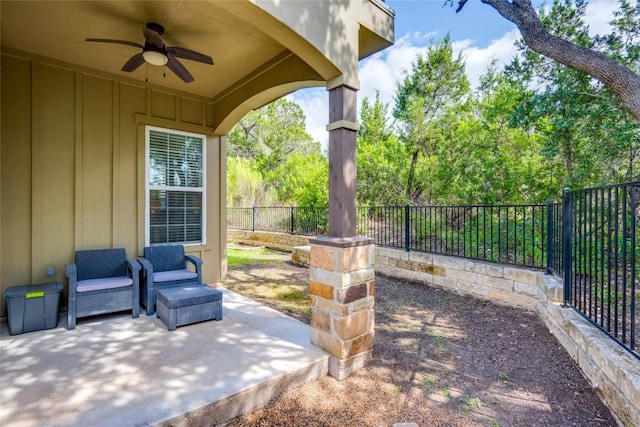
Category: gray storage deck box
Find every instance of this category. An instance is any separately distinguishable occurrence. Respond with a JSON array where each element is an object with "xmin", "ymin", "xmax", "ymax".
[{"xmin": 4, "ymin": 282, "xmax": 63, "ymax": 335}]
